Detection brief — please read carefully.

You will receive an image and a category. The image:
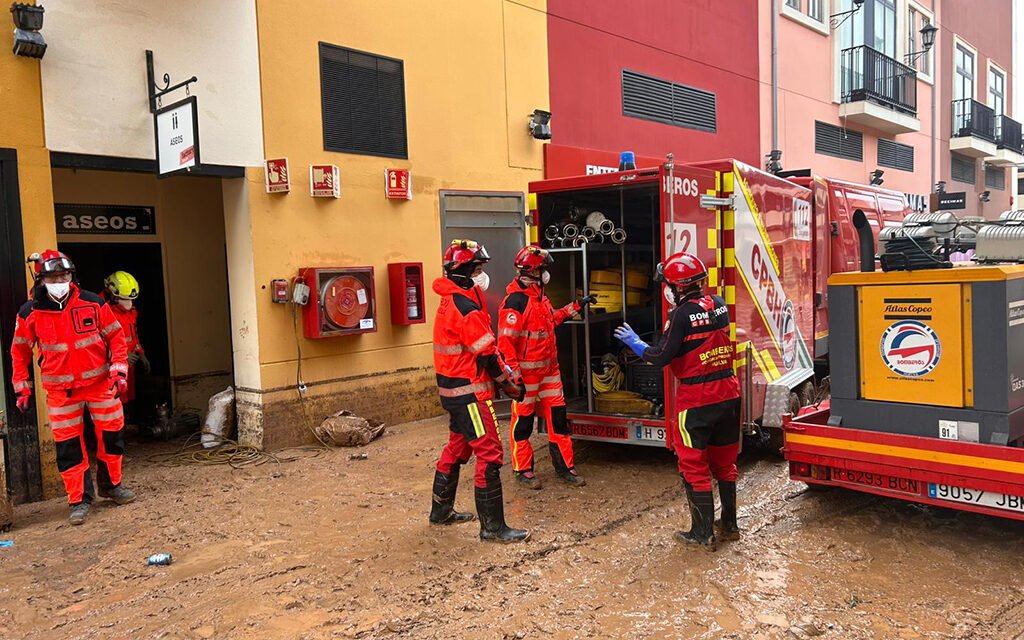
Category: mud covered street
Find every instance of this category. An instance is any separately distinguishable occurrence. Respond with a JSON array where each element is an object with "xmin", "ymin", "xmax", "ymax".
[{"xmin": 2, "ymin": 417, "xmax": 1024, "ymax": 640}]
